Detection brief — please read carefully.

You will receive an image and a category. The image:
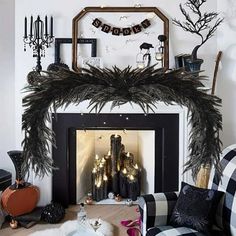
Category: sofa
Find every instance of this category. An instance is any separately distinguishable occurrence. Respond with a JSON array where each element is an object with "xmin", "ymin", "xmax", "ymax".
[{"xmin": 138, "ymin": 144, "xmax": 236, "ymax": 235}]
